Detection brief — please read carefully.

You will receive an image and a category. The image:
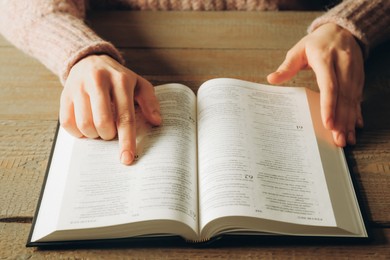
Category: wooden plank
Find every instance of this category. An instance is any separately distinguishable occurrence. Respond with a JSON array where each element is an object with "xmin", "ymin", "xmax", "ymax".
[
  {"xmin": 120, "ymin": 48, "xmax": 318, "ymax": 91},
  {"xmin": 0, "ymin": 11, "xmax": 321, "ymax": 49},
  {"xmin": 364, "ymin": 42, "xmax": 390, "ymax": 94},
  {"xmin": 1, "ymin": 222, "xmax": 389, "ymax": 259},
  {"xmin": 348, "ymin": 130, "xmax": 390, "ymax": 225},
  {"xmin": 0, "ymin": 48, "xmax": 61, "ymax": 120},
  {"xmin": 89, "ymin": 11, "xmax": 321, "ymax": 49},
  {"xmin": 0, "ymin": 120, "xmax": 57, "ymax": 219}
]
